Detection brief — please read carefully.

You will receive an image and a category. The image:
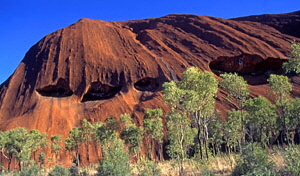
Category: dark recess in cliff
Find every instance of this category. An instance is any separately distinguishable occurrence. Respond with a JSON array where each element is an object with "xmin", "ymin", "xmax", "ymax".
[
  {"xmin": 82, "ymin": 82, "xmax": 122, "ymax": 102},
  {"xmin": 209, "ymin": 54, "xmax": 285, "ymax": 85},
  {"xmin": 36, "ymin": 78, "xmax": 73, "ymax": 97}
]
